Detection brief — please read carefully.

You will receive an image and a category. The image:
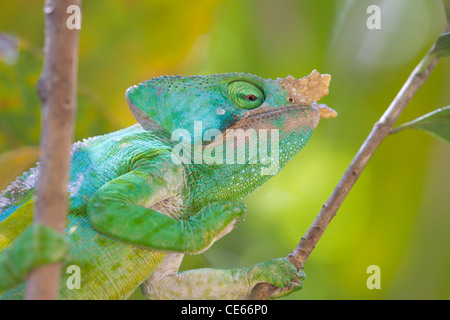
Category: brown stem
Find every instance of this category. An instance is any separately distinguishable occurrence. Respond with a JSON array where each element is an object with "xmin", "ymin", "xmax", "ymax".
[
  {"xmin": 249, "ymin": 22, "xmax": 449, "ymax": 300},
  {"xmin": 25, "ymin": 0, "xmax": 81, "ymax": 300}
]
